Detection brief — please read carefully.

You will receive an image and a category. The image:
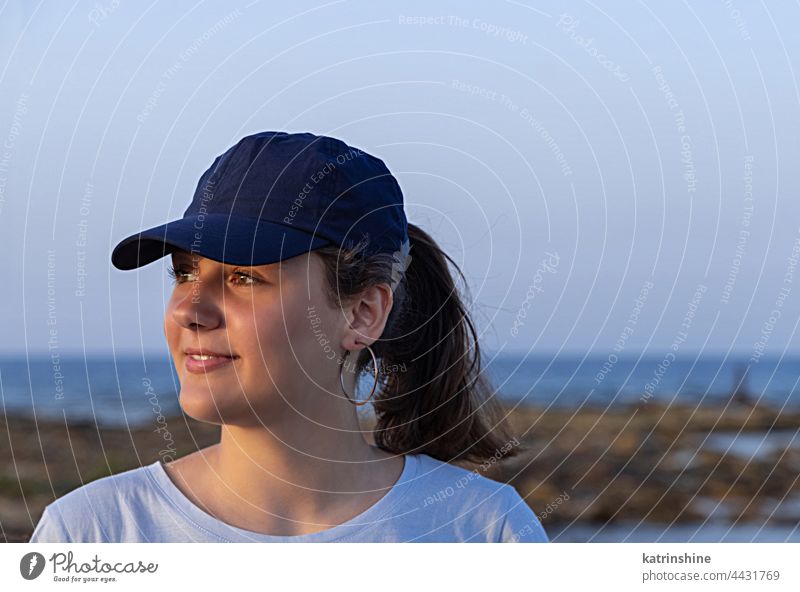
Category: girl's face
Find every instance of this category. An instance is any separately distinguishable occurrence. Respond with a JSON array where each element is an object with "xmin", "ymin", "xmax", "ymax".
[{"xmin": 164, "ymin": 248, "xmax": 346, "ymax": 426}]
